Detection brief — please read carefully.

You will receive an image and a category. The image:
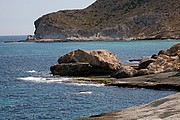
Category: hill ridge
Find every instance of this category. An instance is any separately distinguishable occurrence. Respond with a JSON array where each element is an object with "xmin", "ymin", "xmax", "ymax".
[{"xmin": 34, "ymin": 0, "xmax": 180, "ymax": 40}]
